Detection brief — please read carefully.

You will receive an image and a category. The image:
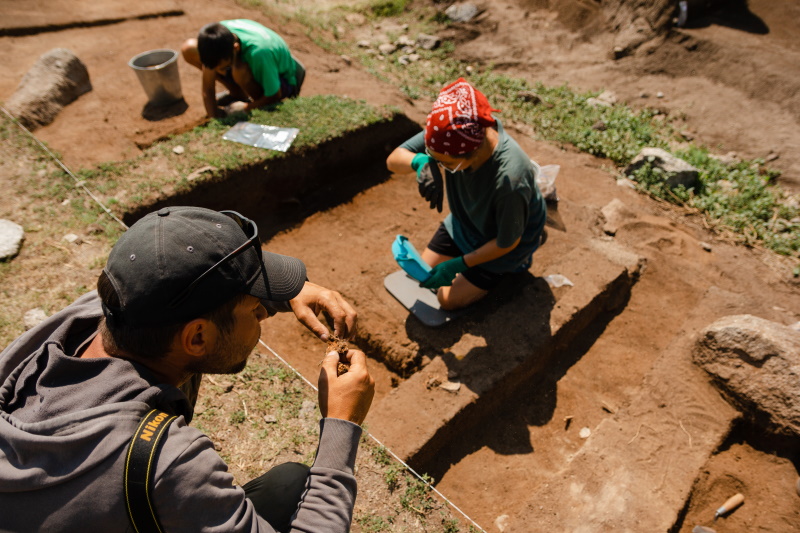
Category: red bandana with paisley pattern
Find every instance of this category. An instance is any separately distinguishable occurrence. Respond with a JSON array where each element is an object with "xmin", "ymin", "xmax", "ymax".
[{"xmin": 424, "ymin": 78, "xmax": 499, "ymax": 156}]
